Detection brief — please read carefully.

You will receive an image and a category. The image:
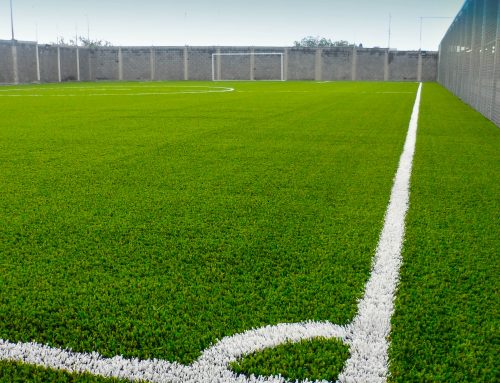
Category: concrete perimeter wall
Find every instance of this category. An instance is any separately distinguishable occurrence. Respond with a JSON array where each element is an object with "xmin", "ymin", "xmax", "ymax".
[{"xmin": 0, "ymin": 40, "xmax": 438, "ymax": 84}]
